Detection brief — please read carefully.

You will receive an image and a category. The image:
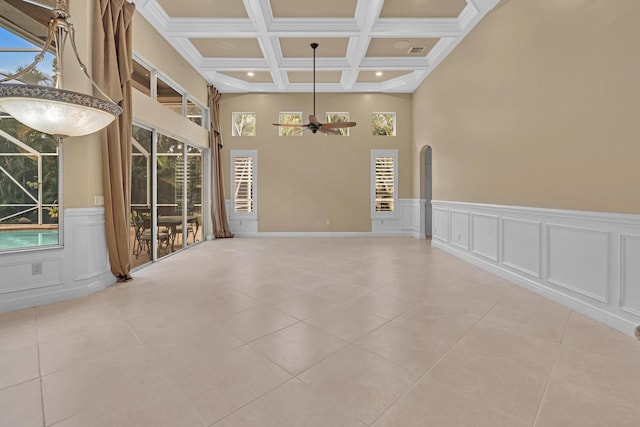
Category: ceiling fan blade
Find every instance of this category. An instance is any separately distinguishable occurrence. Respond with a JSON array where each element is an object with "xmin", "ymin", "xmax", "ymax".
[
  {"xmin": 318, "ymin": 127, "xmax": 341, "ymax": 135},
  {"xmin": 309, "ymin": 115, "xmax": 320, "ymax": 126},
  {"xmin": 272, "ymin": 123, "xmax": 309, "ymax": 127},
  {"xmin": 321, "ymin": 121, "xmax": 357, "ymax": 129}
]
